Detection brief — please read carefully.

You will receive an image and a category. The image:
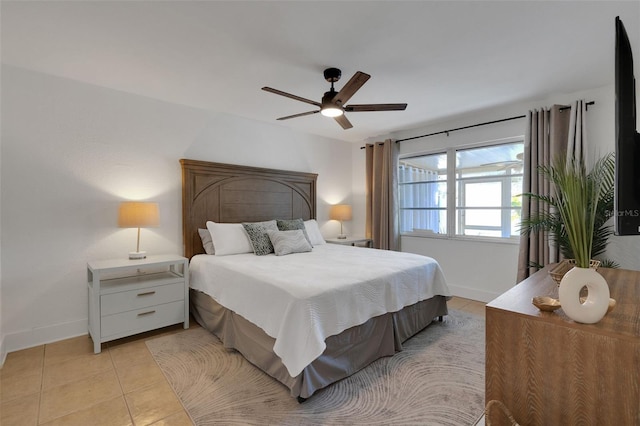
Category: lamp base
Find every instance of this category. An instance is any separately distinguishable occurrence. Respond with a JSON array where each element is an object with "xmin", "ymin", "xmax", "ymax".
[
  {"xmin": 337, "ymin": 234, "xmax": 347, "ymax": 239},
  {"xmin": 129, "ymin": 251, "xmax": 147, "ymax": 260}
]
